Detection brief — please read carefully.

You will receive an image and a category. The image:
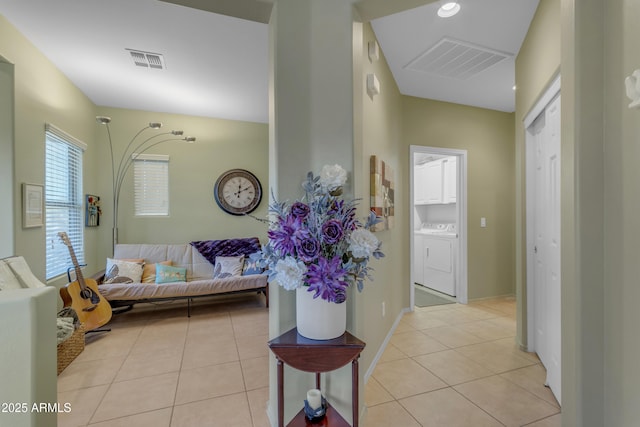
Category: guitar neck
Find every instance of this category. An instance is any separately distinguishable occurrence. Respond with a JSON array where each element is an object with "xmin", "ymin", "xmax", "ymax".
[
  {"xmin": 60, "ymin": 233, "xmax": 87, "ymax": 291},
  {"xmin": 68, "ymin": 249, "xmax": 86, "ymax": 289}
]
